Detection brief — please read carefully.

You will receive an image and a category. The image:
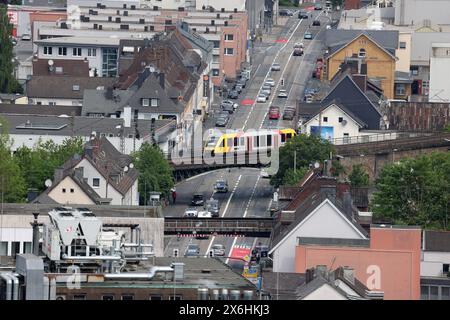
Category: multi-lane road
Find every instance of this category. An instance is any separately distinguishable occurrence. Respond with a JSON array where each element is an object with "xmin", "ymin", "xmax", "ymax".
[{"xmin": 164, "ymin": 8, "xmax": 334, "ymax": 273}]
